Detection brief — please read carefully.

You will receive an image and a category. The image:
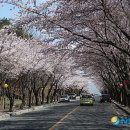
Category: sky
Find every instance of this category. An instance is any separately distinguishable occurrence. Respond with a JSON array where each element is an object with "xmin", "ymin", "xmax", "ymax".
[
  {"xmin": 0, "ymin": 2, "xmax": 101, "ymax": 94},
  {"xmin": 87, "ymin": 79, "xmax": 101, "ymax": 95},
  {"xmin": 0, "ymin": 3, "xmax": 19, "ymax": 19},
  {"xmin": 0, "ymin": 0, "xmax": 44, "ymax": 19}
]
